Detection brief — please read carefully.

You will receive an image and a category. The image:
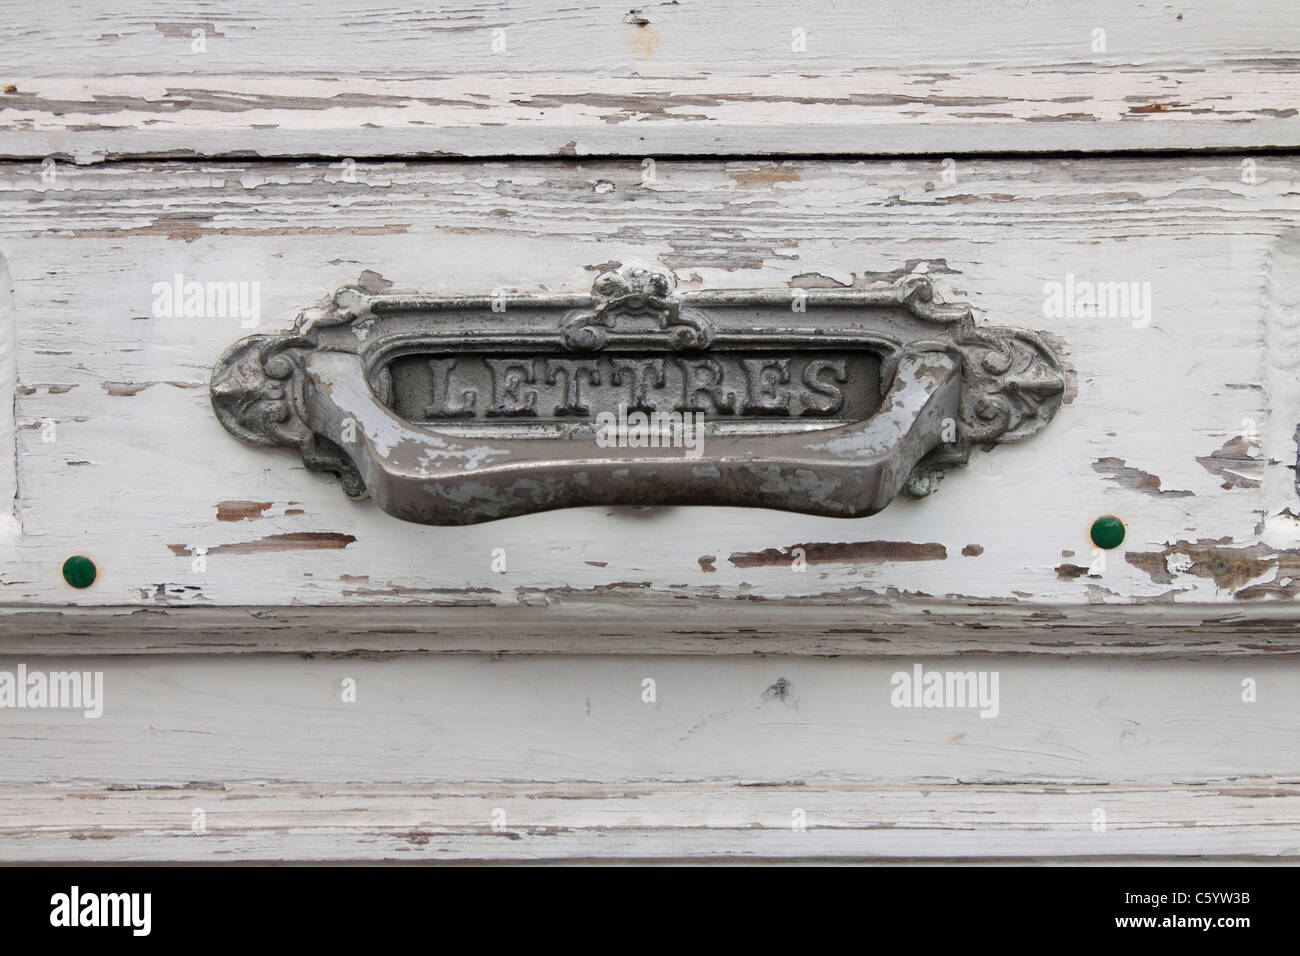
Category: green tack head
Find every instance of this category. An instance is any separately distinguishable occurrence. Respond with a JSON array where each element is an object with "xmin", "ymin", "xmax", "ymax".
[
  {"xmin": 62, "ymin": 555, "xmax": 97, "ymax": 589},
  {"xmin": 1090, "ymin": 515, "xmax": 1125, "ymax": 550}
]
